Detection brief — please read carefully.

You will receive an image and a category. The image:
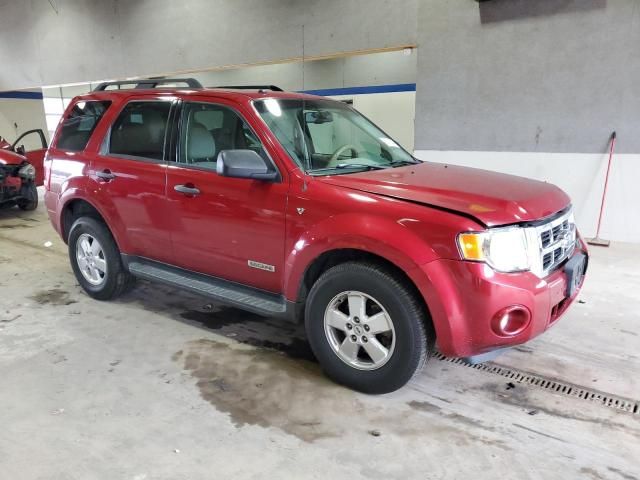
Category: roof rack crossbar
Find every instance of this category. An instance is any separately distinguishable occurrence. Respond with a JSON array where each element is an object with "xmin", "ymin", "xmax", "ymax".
[
  {"xmin": 214, "ymin": 85, "xmax": 283, "ymax": 92},
  {"xmin": 93, "ymin": 78, "xmax": 203, "ymax": 91}
]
